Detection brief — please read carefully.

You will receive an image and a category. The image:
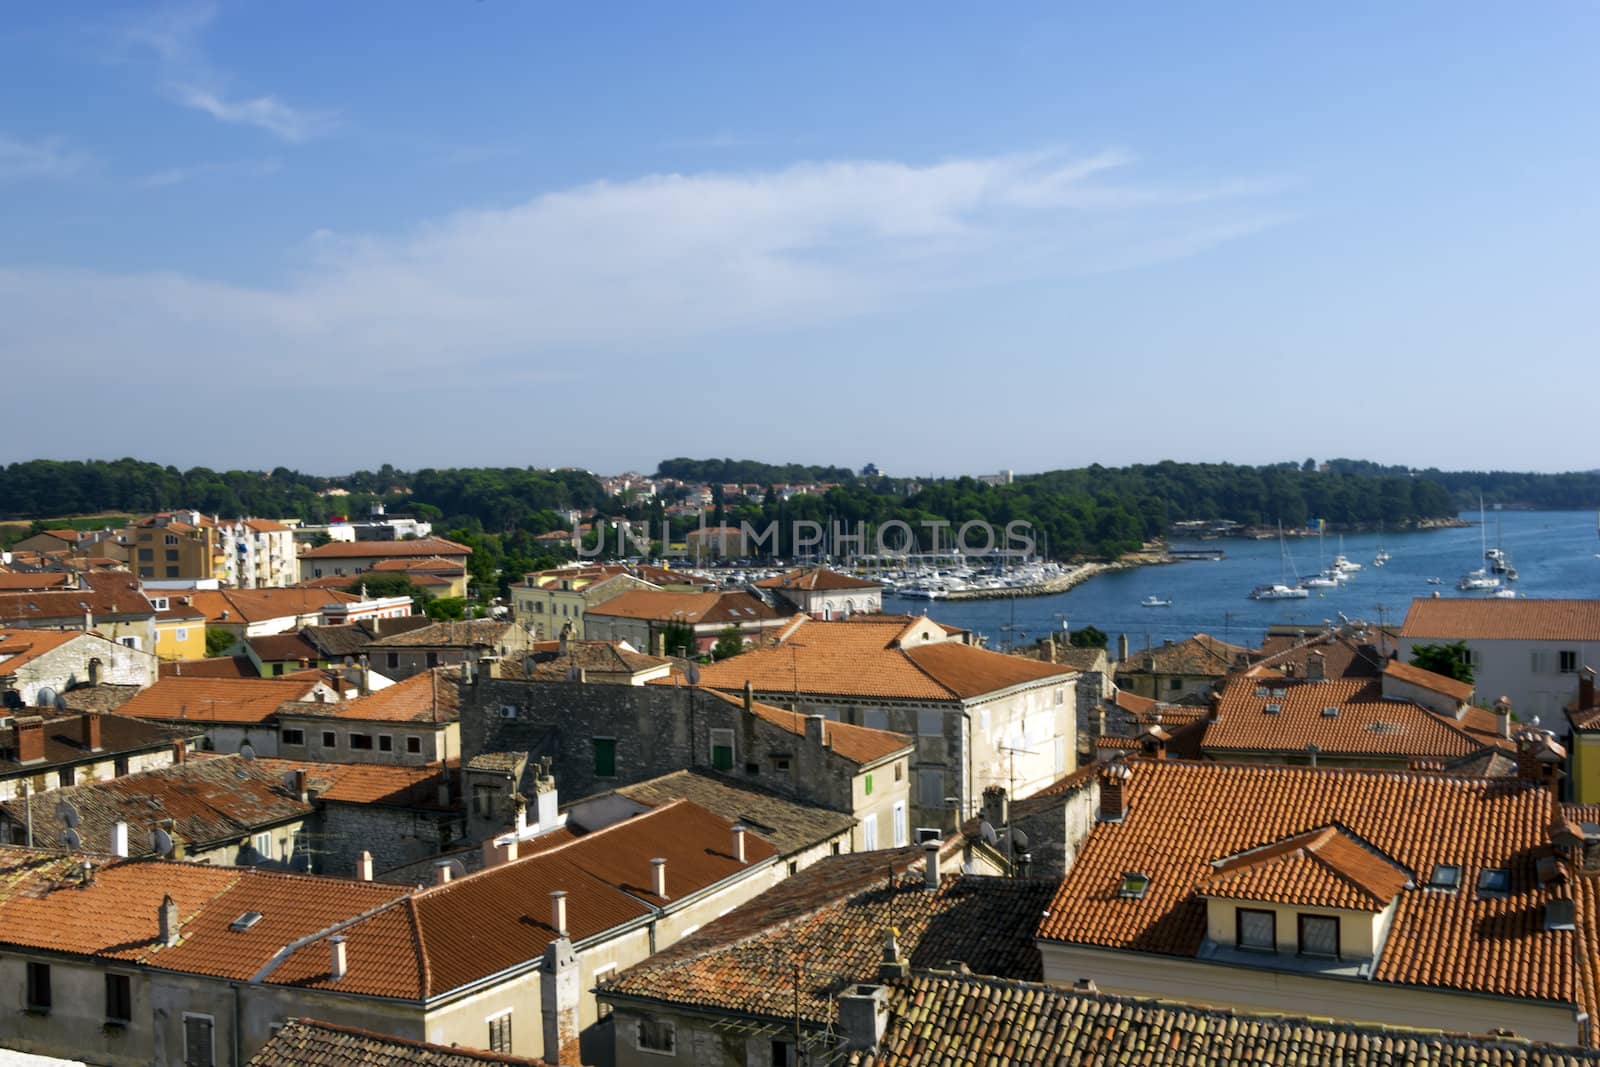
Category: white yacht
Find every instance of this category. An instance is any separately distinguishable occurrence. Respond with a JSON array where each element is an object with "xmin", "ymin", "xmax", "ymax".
[
  {"xmin": 1250, "ymin": 583, "xmax": 1311, "ymax": 601},
  {"xmin": 1459, "ymin": 495, "xmax": 1501, "ymax": 591},
  {"xmin": 1141, "ymin": 595, "xmax": 1173, "ymax": 607}
]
